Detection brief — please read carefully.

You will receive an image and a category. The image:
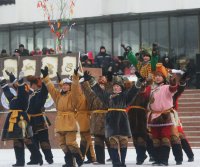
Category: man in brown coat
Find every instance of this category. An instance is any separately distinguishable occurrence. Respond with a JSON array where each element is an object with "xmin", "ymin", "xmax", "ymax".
[
  {"xmin": 73, "ymin": 75, "xmax": 96, "ymax": 163},
  {"xmin": 42, "ymin": 67, "xmax": 83, "ymax": 167}
]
